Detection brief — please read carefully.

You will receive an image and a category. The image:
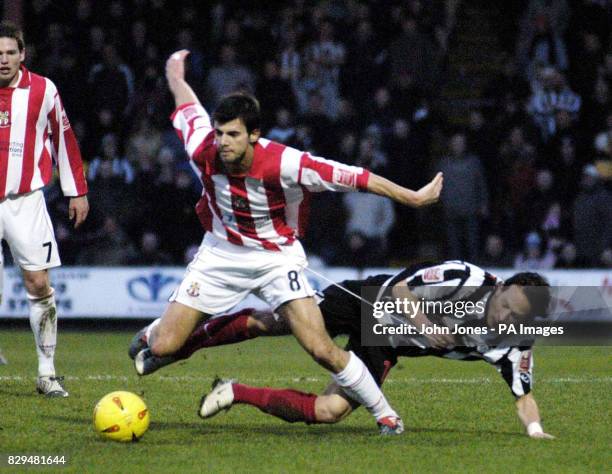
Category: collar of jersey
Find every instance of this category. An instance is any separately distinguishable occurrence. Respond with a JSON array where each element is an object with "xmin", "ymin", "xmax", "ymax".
[{"xmin": 15, "ymin": 65, "xmax": 31, "ymax": 88}]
